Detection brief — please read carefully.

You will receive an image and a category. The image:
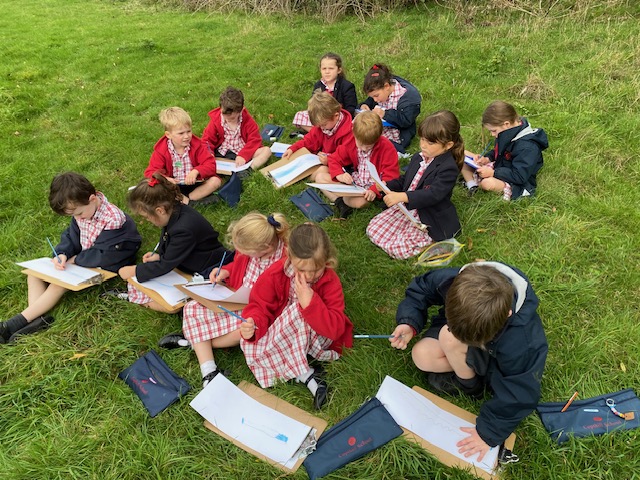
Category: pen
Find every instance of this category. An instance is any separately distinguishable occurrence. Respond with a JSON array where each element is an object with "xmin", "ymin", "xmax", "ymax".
[
  {"xmin": 151, "ymin": 242, "xmax": 160, "ymax": 255},
  {"xmin": 561, "ymin": 391, "xmax": 579, "ymax": 412},
  {"xmin": 212, "ymin": 251, "xmax": 227, "ymax": 289},
  {"xmin": 46, "ymin": 237, "xmax": 61, "ymax": 264},
  {"xmin": 216, "ymin": 305, "xmax": 257, "ymax": 328}
]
